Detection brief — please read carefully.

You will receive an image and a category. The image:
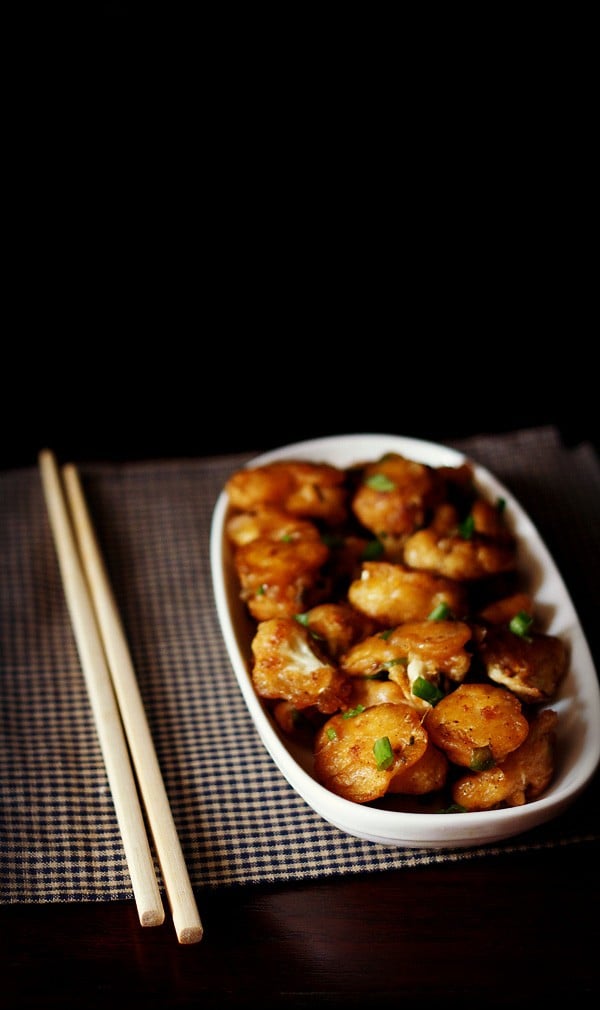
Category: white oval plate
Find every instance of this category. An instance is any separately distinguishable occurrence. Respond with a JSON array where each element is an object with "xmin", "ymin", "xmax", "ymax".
[{"xmin": 210, "ymin": 434, "xmax": 600, "ymax": 848}]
